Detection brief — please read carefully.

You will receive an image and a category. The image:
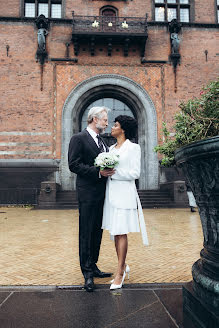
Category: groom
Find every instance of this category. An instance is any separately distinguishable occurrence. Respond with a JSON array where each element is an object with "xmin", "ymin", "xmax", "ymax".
[{"xmin": 68, "ymin": 106, "xmax": 113, "ymax": 292}]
